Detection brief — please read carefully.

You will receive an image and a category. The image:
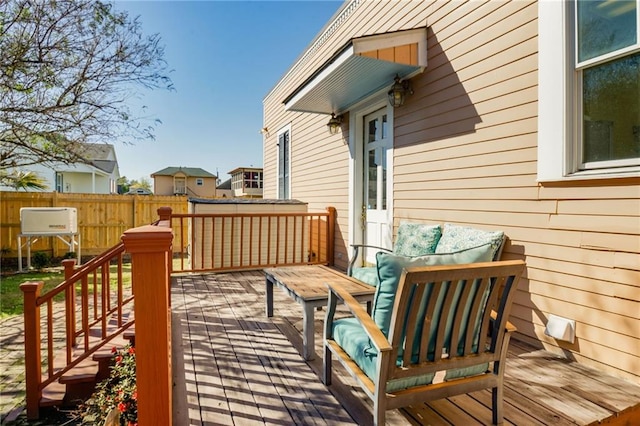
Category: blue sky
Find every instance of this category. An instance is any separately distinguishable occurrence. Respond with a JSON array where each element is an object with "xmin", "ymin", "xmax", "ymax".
[{"xmin": 114, "ymin": 1, "xmax": 341, "ymax": 184}]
